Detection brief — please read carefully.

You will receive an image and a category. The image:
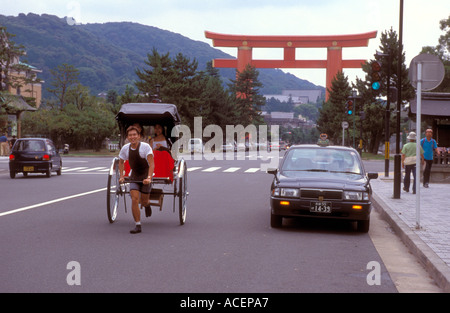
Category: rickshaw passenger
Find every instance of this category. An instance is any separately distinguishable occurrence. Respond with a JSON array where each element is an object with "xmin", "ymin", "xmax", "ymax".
[
  {"xmin": 150, "ymin": 123, "xmax": 174, "ymax": 178},
  {"xmin": 150, "ymin": 124, "xmax": 171, "ymax": 151},
  {"xmin": 119, "ymin": 125, "xmax": 155, "ymax": 234}
]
